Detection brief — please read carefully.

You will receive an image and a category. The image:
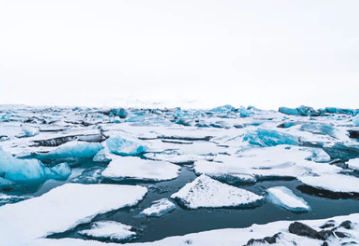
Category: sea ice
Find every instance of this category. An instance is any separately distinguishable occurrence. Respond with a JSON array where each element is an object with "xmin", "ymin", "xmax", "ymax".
[
  {"xmin": 102, "ymin": 157, "xmax": 180, "ymax": 182},
  {"xmin": 0, "ymin": 183, "xmax": 147, "ymax": 245},
  {"xmin": 171, "ymin": 175, "xmax": 263, "ymax": 209},
  {"xmin": 354, "ymin": 115, "xmax": 359, "ymax": 127},
  {"xmin": 266, "ymin": 186, "xmax": 311, "ymax": 212},
  {"xmin": 21, "ymin": 125, "xmax": 40, "ymax": 137},
  {"xmin": 140, "ymin": 198, "xmax": 176, "ymax": 217},
  {"xmin": 78, "ymin": 221, "xmax": 137, "ymax": 242},
  {"xmin": 348, "ymin": 158, "xmax": 359, "ymax": 171}
]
